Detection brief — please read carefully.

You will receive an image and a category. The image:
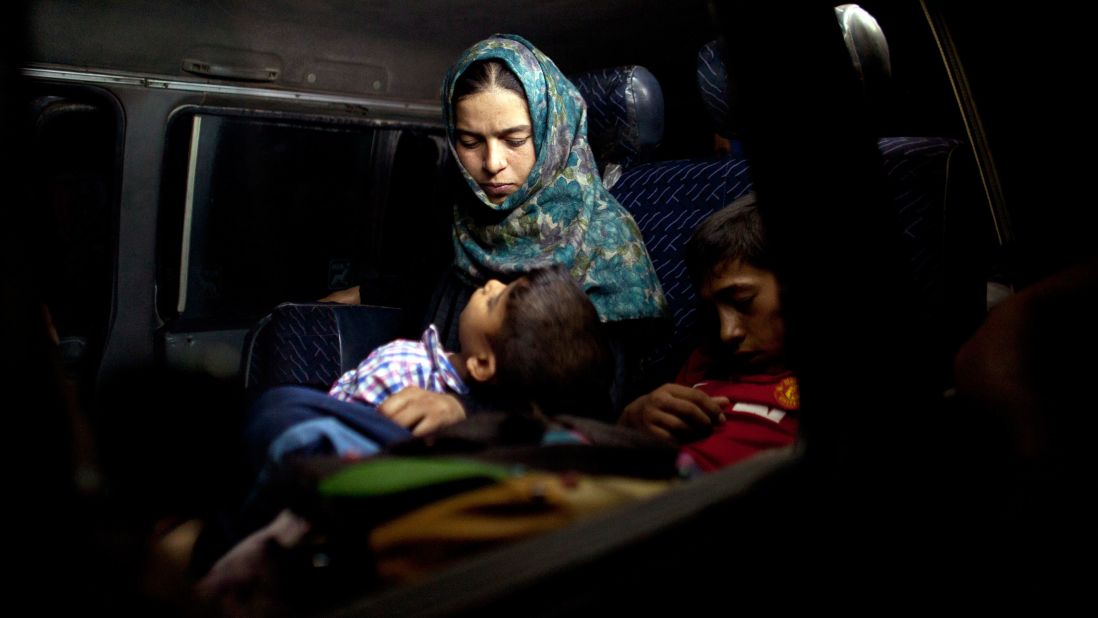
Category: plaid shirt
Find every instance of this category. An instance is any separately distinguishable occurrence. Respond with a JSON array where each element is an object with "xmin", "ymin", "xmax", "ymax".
[{"xmin": 329, "ymin": 324, "xmax": 468, "ymax": 407}]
